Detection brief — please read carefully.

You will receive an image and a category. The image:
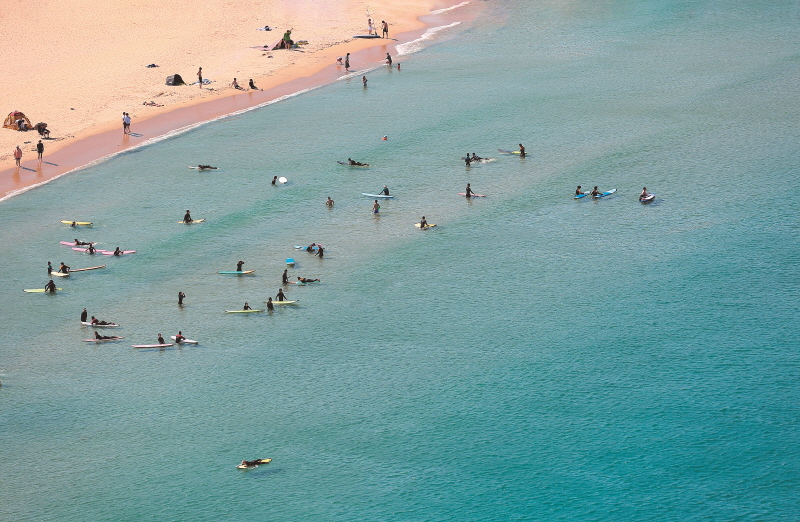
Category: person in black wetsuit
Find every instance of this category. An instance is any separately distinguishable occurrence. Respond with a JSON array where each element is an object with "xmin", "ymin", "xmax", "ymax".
[
  {"xmin": 81, "ymin": 308, "xmax": 88, "ymax": 322},
  {"xmin": 178, "ymin": 291, "xmax": 185, "ymax": 305},
  {"xmin": 272, "ymin": 176, "xmax": 278, "ymax": 185},
  {"xmin": 249, "ymin": 79, "xmax": 261, "ymax": 91},
  {"xmin": 47, "ymin": 261, "xmax": 53, "ymax": 274},
  {"xmin": 465, "ymin": 154, "xmax": 471, "ymax": 166},
  {"xmin": 87, "ymin": 244, "xmax": 97, "ymax": 254},
  {"xmin": 59, "ymin": 262, "xmax": 70, "ymax": 274},
  {"xmin": 315, "ymin": 245, "xmax": 324, "ymax": 258},
  {"xmin": 243, "ymin": 302, "xmax": 252, "ymax": 310},
  {"xmin": 380, "ymin": 185, "xmax": 389, "ymax": 196},
  {"xmin": 472, "ymin": 153, "xmax": 482, "ymax": 161},
  {"xmin": 158, "ymin": 333, "xmax": 166, "ymax": 344},
  {"xmin": 45, "ymin": 280, "xmax": 57, "ymax": 293},
  {"xmin": 95, "ymin": 332, "xmax": 116, "ymax": 340},
  {"xmin": 113, "ymin": 247, "xmax": 122, "ymax": 256},
  {"xmin": 184, "ymin": 210, "xmax": 192, "ymax": 223},
  {"xmin": 236, "ymin": 260, "xmax": 244, "ymax": 271},
  {"xmin": 575, "ymin": 185, "xmax": 583, "ymax": 196},
  {"xmin": 297, "ymin": 277, "xmax": 320, "ymax": 283},
  {"xmin": 175, "ymin": 331, "xmax": 185, "ymax": 343},
  {"xmin": 465, "ymin": 183, "xmax": 474, "ymax": 198},
  {"xmin": 276, "ymin": 289, "xmax": 286, "ymax": 301},
  {"xmin": 266, "ymin": 297, "xmax": 274, "ymax": 311},
  {"xmin": 386, "ymin": 53, "xmax": 392, "ymax": 66},
  {"xmin": 419, "ymin": 216, "xmax": 428, "ymax": 229},
  {"xmin": 306, "ymin": 243, "xmax": 316, "ymax": 252},
  {"xmin": 282, "ymin": 269, "xmax": 289, "ymax": 284},
  {"xmin": 518, "ymin": 144, "xmax": 526, "ymax": 157}
]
